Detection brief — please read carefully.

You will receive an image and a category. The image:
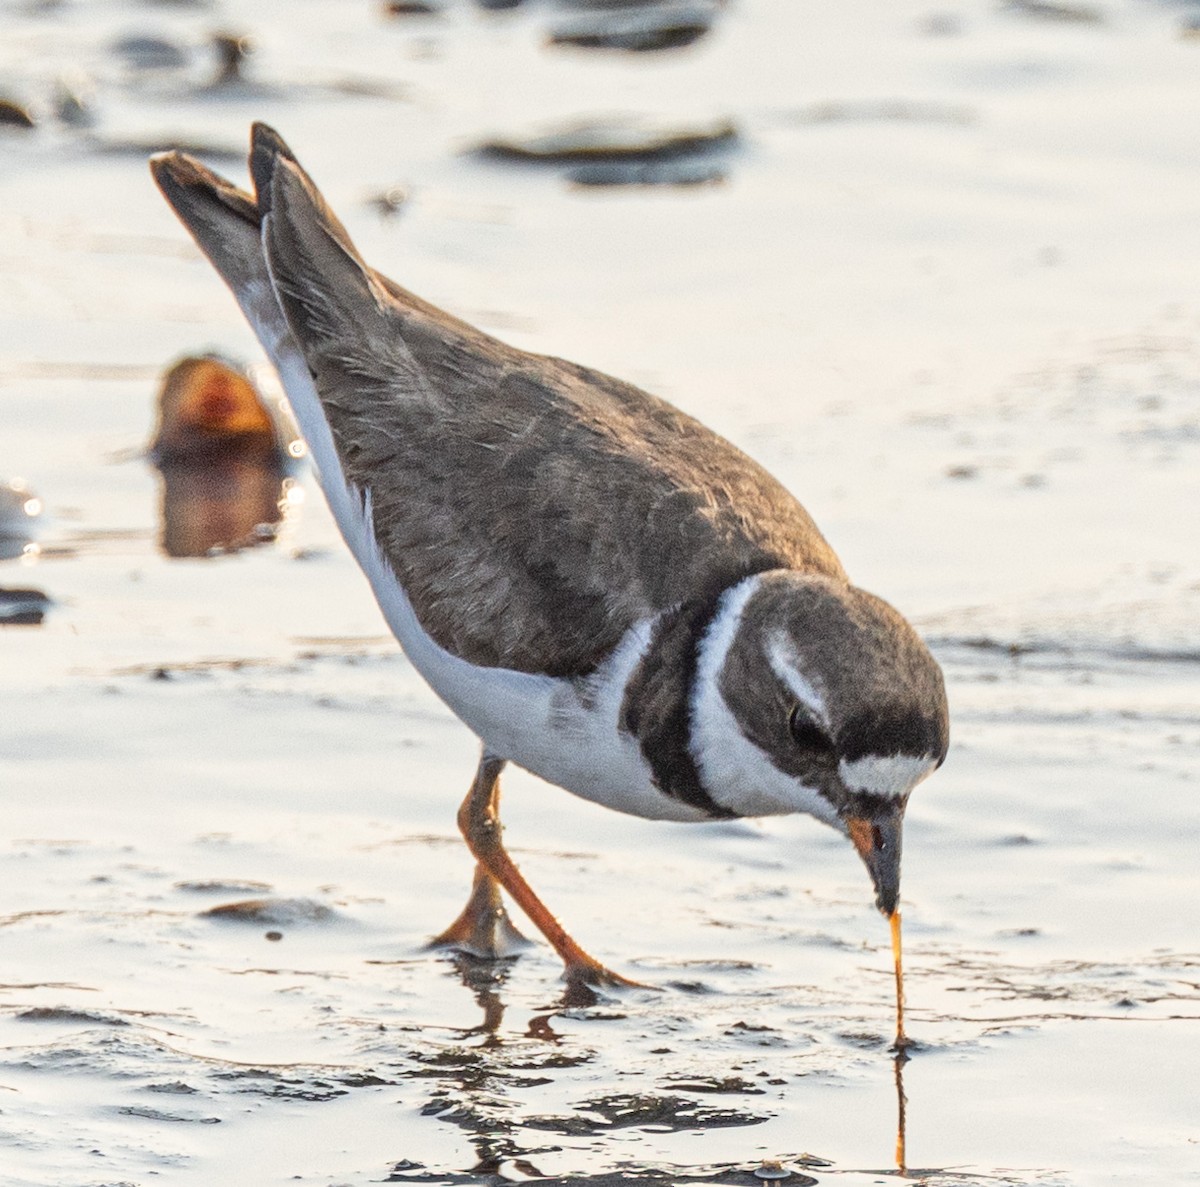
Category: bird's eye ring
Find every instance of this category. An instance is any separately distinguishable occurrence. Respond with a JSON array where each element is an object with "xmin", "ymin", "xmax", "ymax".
[{"xmin": 788, "ymin": 703, "xmax": 833, "ymax": 753}]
